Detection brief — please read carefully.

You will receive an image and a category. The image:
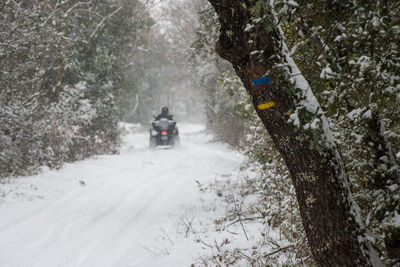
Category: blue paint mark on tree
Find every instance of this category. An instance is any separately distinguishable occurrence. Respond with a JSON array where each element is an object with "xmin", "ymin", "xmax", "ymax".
[{"xmin": 252, "ymin": 76, "xmax": 270, "ymax": 86}]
